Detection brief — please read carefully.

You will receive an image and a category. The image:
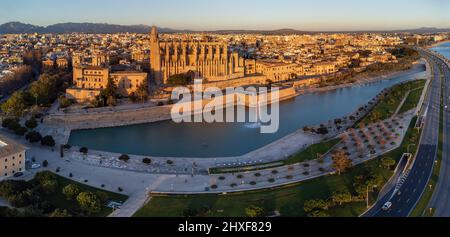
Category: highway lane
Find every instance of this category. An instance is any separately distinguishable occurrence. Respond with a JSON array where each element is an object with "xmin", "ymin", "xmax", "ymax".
[
  {"xmin": 366, "ymin": 50, "xmax": 442, "ymax": 217},
  {"xmin": 428, "ymin": 53, "xmax": 450, "ymax": 217}
]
